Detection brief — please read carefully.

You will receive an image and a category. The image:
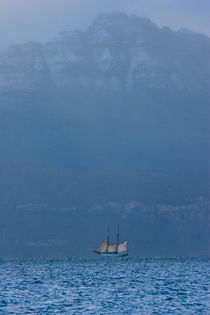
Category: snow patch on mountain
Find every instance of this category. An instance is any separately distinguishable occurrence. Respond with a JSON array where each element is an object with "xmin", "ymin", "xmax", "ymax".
[{"xmin": 0, "ymin": 12, "xmax": 209, "ymax": 93}]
